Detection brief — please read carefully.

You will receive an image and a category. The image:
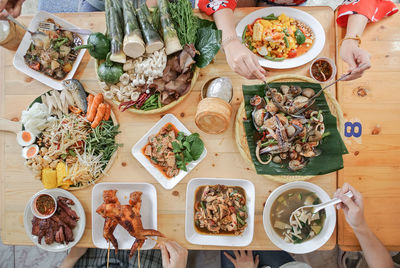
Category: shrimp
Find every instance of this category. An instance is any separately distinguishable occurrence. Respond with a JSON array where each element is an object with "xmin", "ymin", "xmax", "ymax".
[
  {"xmin": 87, "ymin": 93, "xmax": 103, "ymax": 122},
  {"xmin": 91, "ymin": 103, "xmax": 106, "ymax": 128},
  {"xmin": 104, "ymin": 103, "xmax": 111, "ymax": 121}
]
